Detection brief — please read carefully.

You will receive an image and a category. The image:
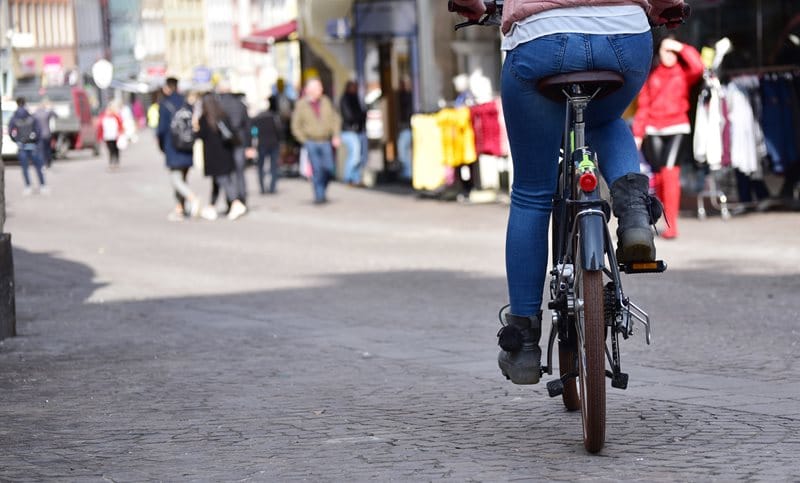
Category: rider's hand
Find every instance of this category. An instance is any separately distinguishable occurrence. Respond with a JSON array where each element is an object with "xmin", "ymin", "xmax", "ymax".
[
  {"xmin": 651, "ymin": 1, "xmax": 687, "ymax": 28},
  {"xmin": 452, "ymin": 0, "xmax": 486, "ymax": 20}
]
